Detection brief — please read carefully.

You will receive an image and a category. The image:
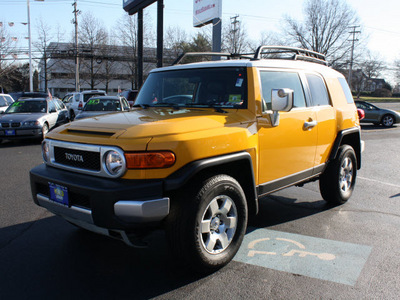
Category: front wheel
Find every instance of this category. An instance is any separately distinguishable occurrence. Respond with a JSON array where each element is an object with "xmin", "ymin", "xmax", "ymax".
[
  {"xmin": 319, "ymin": 145, "xmax": 357, "ymax": 205},
  {"xmin": 166, "ymin": 175, "xmax": 248, "ymax": 273}
]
